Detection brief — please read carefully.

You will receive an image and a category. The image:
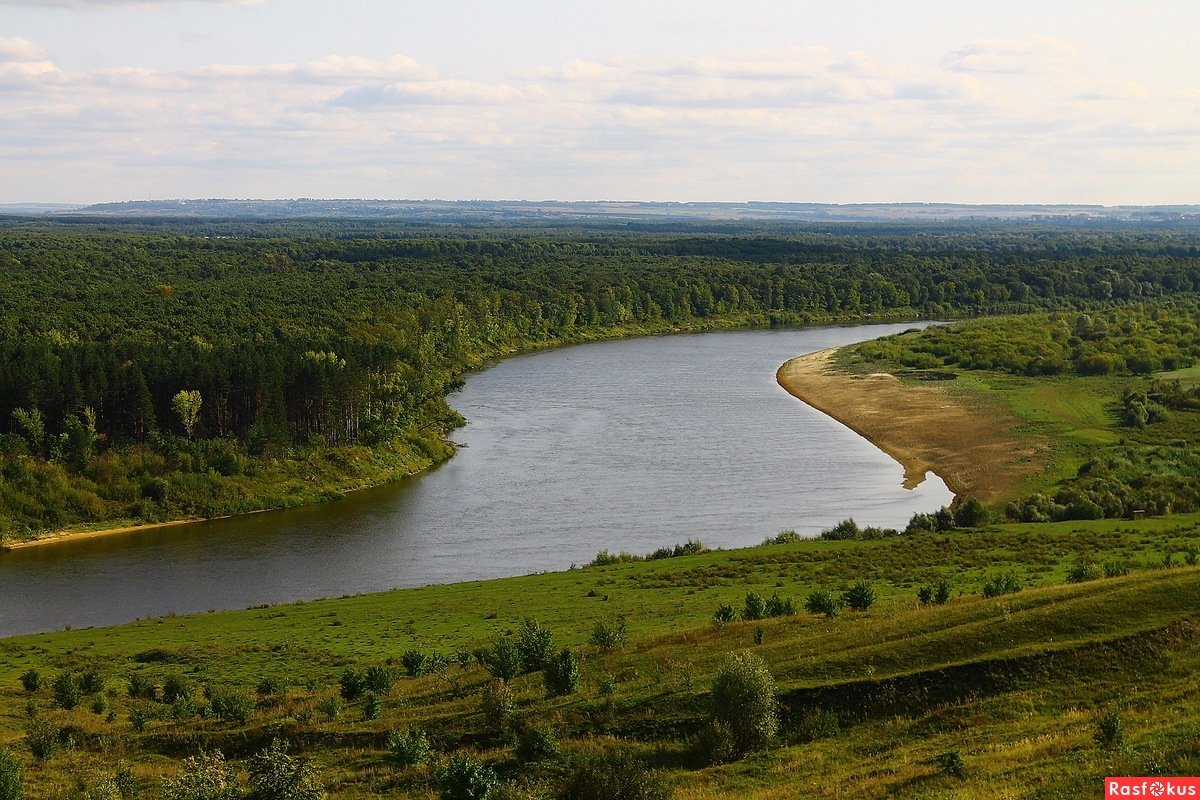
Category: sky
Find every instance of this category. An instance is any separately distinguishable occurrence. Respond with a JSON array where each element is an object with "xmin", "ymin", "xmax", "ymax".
[{"xmin": 0, "ymin": 0, "xmax": 1197, "ymax": 205}]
